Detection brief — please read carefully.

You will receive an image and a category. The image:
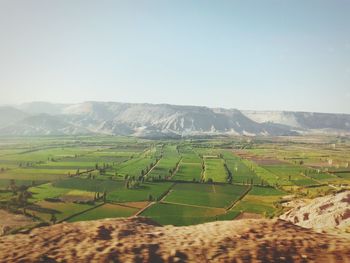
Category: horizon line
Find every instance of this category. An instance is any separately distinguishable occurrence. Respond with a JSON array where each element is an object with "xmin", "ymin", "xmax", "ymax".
[{"xmin": 1, "ymin": 100, "xmax": 349, "ymax": 115}]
